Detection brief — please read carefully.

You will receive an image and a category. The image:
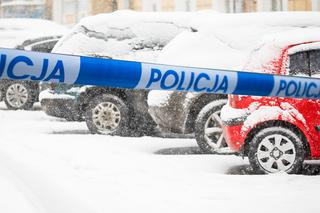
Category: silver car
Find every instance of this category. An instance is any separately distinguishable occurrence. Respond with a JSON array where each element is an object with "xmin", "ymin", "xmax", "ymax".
[
  {"xmin": 41, "ymin": 11, "xmax": 197, "ymax": 136},
  {"xmin": 149, "ymin": 90, "xmax": 227, "ymax": 153}
]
